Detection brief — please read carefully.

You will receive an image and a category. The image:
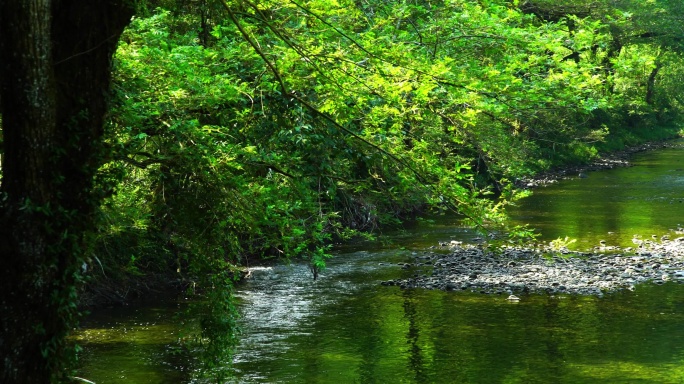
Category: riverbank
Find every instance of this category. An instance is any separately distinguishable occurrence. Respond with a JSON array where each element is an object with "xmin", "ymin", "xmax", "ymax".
[
  {"xmin": 515, "ymin": 139, "xmax": 683, "ymax": 188},
  {"xmin": 385, "ymin": 236, "xmax": 684, "ymax": 296},
  {"xmin": 83, "ymin": 138, "xmax": 684, "ymax": 307}
]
